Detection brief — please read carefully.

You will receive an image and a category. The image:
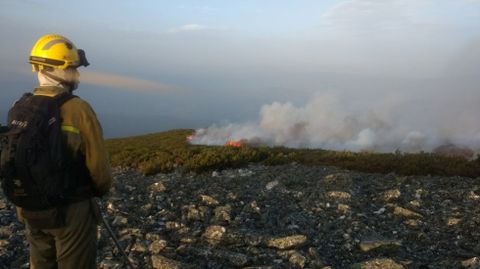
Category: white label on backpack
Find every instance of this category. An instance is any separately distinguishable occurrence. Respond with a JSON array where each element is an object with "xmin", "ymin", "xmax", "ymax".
[
  {"xmin": 11, "ymin": 120, "xmax": 28, "ymax": 128},
  {"xmin": 48, "ymin": 117, "xmax": 57, "ymax": 126}
]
